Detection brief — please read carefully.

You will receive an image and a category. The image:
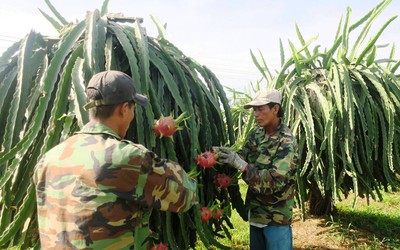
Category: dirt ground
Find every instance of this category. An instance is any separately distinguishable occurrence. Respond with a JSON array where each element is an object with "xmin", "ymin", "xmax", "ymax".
[
  {"xmin": 291, "ymin": 208, "xmax": 379, "ymax": 250},
  {"xmin": 293, "ymin": 212, "xmax": 343, "ymax": 249}
]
